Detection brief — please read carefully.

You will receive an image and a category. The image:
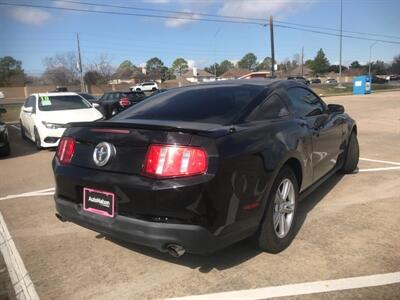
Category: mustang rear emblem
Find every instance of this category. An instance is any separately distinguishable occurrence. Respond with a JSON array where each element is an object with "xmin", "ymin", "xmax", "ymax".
[{"xmin": 93, "ymin": 142, "xmax": 115, "ymax": 167}]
